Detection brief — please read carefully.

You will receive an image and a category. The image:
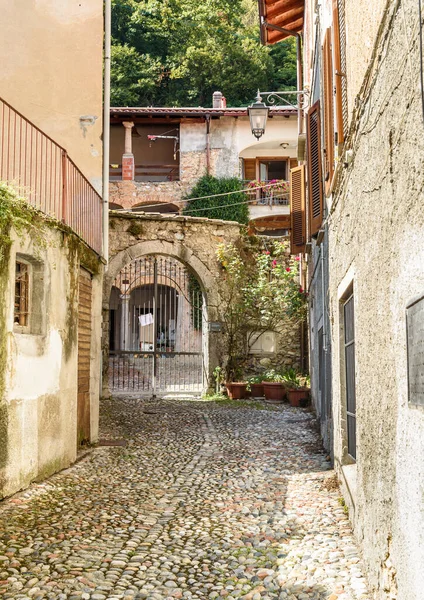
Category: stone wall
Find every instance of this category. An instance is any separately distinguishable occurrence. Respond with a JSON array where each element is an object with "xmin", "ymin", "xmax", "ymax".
[
  {"xmin": 105, "ymin": 214, "xmax": 303, "ymax": 392},
  {"xmin": 328, "ymin": 0, "xmax": 424, "ymax": 597},
  {"xmin": 0, "ymin": 223, "xmax": 103, "ymax": 499}
]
